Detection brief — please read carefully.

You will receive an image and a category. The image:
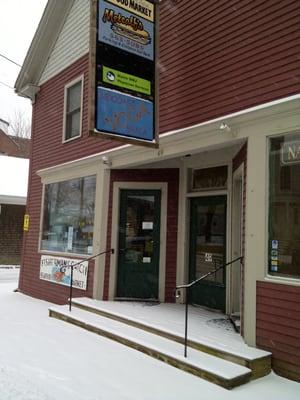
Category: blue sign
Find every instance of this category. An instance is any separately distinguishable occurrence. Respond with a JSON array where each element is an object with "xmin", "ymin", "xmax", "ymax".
[
  {"xmin": 98, "ymin": 0, "xmax": 154, "ymax": 61},
  {"xmin": 96, "ymin": 87, "xmax": 154, "ymax": 141}
]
